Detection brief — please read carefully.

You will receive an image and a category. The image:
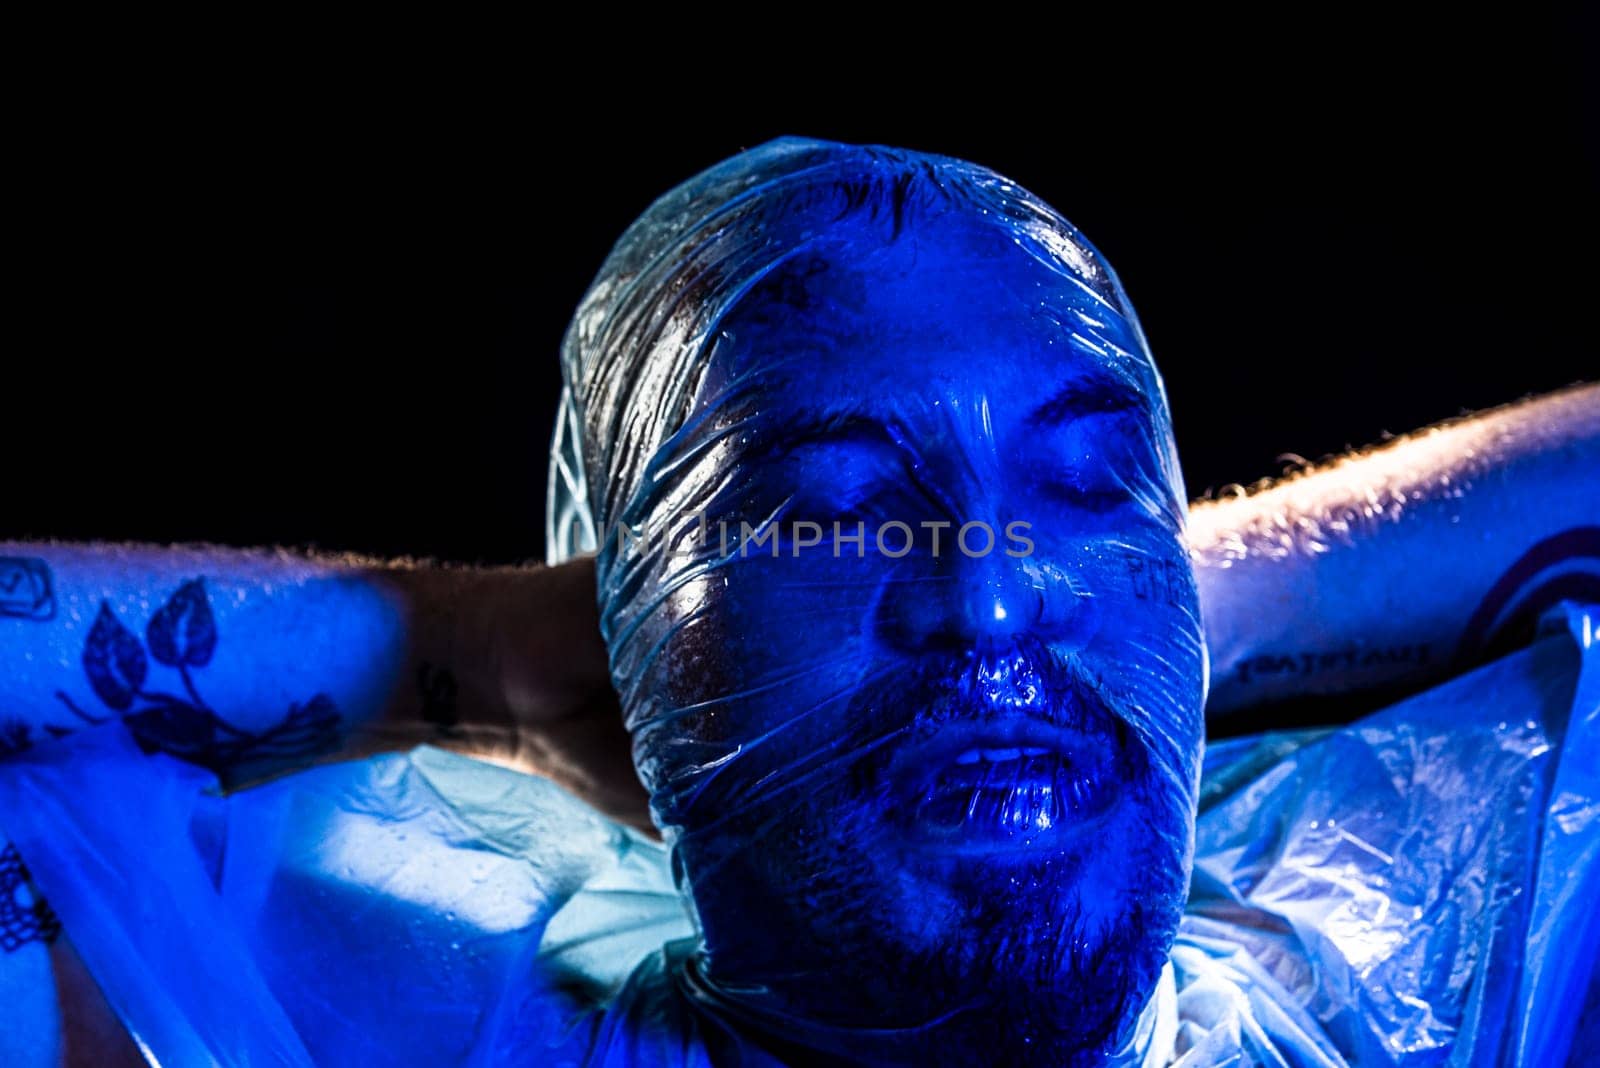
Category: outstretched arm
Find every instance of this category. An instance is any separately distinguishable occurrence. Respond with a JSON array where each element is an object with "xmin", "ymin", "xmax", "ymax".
[
  {"xmin": 1191, "ymin": 382, "xmax": 1599, "ymax": 721},
  {"xmin": 0, "ymin": 545, "xmax": 644, "ymax": 823}
]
